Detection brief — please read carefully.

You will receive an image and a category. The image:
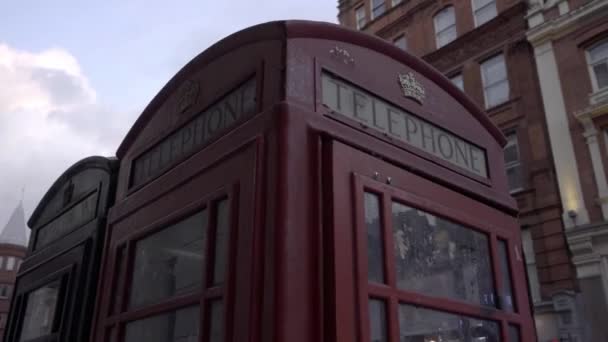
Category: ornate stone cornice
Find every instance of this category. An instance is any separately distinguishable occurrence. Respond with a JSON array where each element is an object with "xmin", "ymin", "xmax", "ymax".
[{"xmin": 526, "ymin": 0, "xmax": 608, "ymax": 47}]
